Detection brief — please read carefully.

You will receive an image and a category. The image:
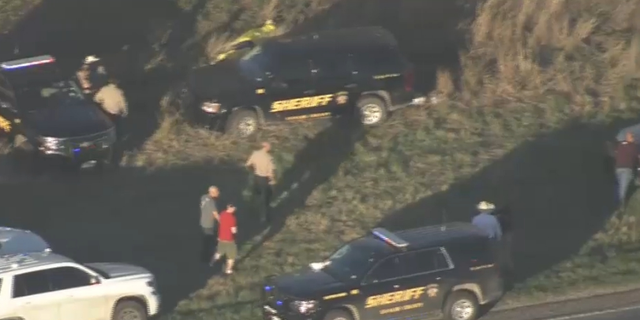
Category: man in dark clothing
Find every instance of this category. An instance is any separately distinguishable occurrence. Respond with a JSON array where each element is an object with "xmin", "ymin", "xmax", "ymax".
[
  {"xmin": 492, "ymin": 205, "xmax": 514, "ymax": 276},
  {"xmin": 615, "ymin": 132, "xmax": 640, "ymax": 208},
  {"xmin": 200, "ymin": 186, "xmax": 220, "ymax": 263}
]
